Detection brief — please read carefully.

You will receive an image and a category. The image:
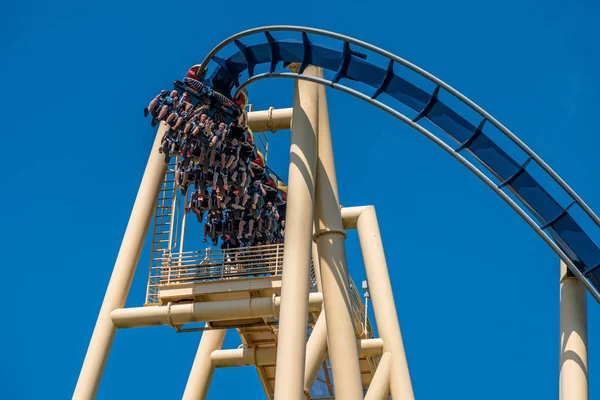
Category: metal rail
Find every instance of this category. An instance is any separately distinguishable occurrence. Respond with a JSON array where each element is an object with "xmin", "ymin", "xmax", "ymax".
[
  {"xmin": 193, "ymin": 26, "xmax": 600, "ymax": 302},
  {"xmin": 197, "ymin": 25, "xmax": 600, "ymax": 231},
  {"xmin": 234, "ymin": 72, "xmax": 600, "ymax": 303}
]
